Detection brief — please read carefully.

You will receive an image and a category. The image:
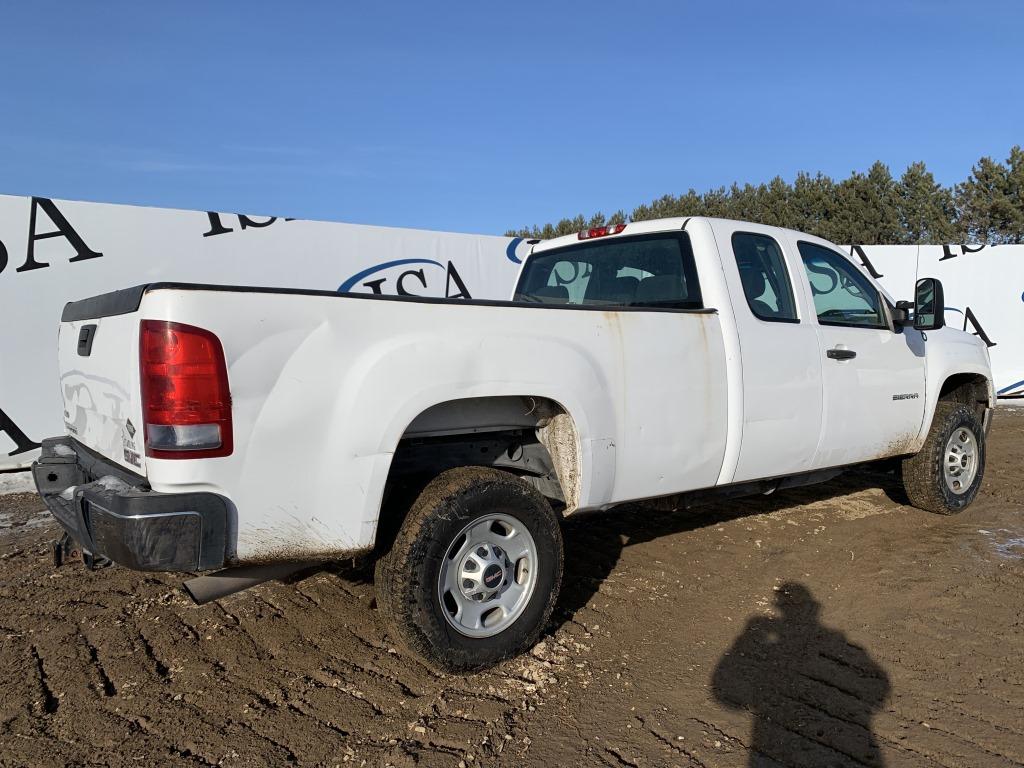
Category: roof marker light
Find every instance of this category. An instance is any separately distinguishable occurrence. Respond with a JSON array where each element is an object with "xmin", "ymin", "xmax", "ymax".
[{"xmin": 578, "ymin": 224, "xmax": 626, "ymax": 240}]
